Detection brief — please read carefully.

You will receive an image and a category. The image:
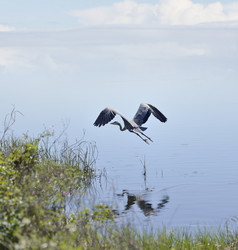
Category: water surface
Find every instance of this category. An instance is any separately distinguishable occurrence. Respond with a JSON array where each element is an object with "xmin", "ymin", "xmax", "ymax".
[{"xmin": 79, "ymin": 106, "xmax": 238, "ymax": 231}]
